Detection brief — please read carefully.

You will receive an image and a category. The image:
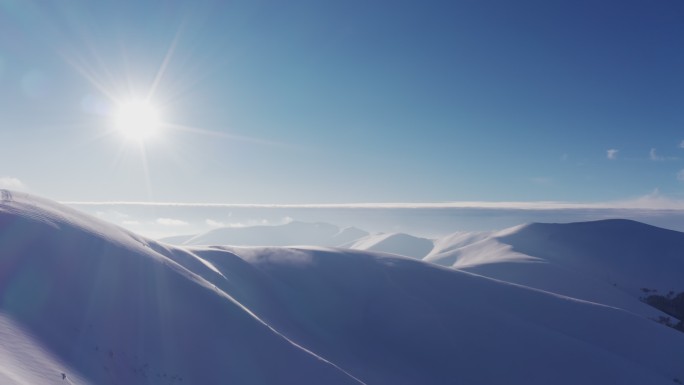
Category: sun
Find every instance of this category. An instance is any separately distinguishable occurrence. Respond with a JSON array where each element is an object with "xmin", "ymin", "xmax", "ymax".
[{"xmin": 114, "ymin": 99, "xmax": 161, "ymax": 141}]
